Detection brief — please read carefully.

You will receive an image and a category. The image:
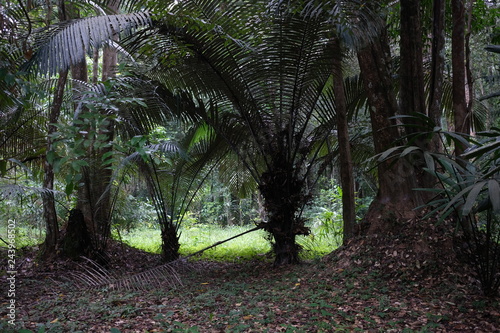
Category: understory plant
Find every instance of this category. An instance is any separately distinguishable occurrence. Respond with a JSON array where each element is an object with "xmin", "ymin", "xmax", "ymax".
[{"xmin": 384, "ymin": 125, "xmax": 500, "ymax": 297}]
